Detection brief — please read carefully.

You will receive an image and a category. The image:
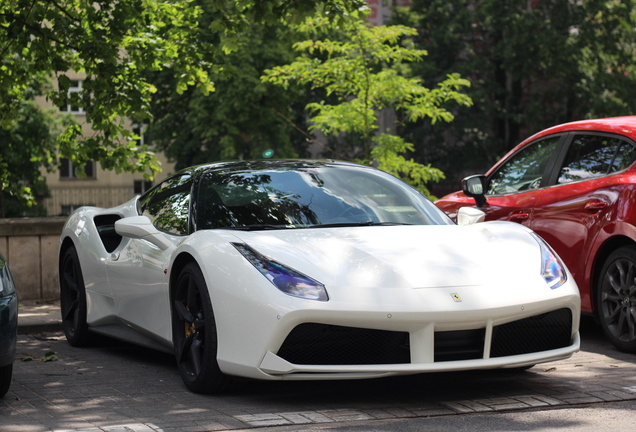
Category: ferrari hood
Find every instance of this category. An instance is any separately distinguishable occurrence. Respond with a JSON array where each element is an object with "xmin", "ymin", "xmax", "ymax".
[{"xmin": 226, "ymin": 222, "xmax": 543, "ymax": 289}]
